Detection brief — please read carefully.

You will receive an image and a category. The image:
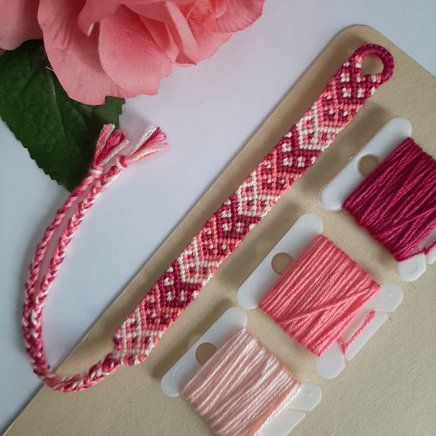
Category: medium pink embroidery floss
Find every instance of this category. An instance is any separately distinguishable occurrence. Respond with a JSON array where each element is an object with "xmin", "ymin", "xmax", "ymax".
[
  {"xmin": 343, "ymin": 138, "xmax": 436, "ymax": 261},
  {"xmin": 259, "ymin": 235, "xmax": 380, "ymax": 356},
  {"xmin": 22, "ymin": 124, "xmax": 168, "ymax": 392},
  {"xmin": 181, "ymin": 329, "xmax": 301, "ymax": 436}
]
